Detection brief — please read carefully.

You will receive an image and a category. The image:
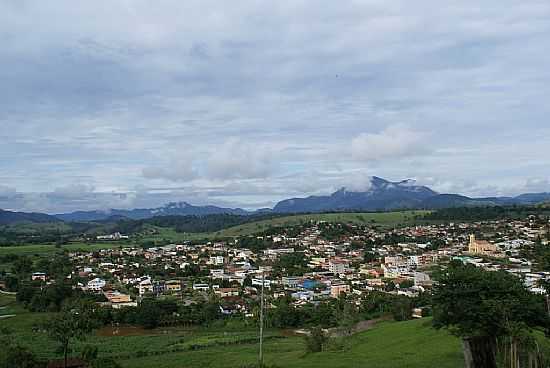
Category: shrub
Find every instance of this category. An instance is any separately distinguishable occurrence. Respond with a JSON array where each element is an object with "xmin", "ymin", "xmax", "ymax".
[{"xmin": 305, "ymin": 327, "xmax": 328, "ymax": 353}]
